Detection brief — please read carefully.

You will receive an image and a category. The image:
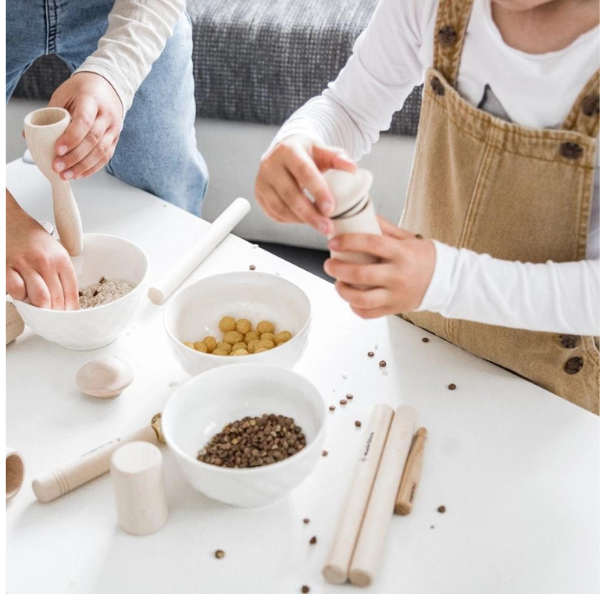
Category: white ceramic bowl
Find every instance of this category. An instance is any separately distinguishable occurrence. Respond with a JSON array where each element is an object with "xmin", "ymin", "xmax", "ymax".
[
  {"xmin": 162, "ymin": 363, "xmax": 326, "ymax": 507},
  {"xmin": 13, "ymin": 233, "xmax": 148, "ymax": 351},
  {"xmin": 164, "ymin": 271, "xmax": 311, "ymax": 375}
]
